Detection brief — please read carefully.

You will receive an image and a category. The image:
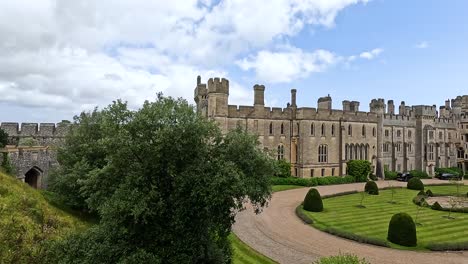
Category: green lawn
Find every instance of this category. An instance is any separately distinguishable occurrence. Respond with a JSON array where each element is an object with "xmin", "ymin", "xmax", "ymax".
[
  {"xmin": 272, "ymin": 185, "xmax": 305, "ymax": 192},
  {"xmin": 302, "ymin": 185, "xmax": 468, "ymax": 250},
  {"xmin": 230, "ymin": 233, "xmax": 277, "ymax": 264}
]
